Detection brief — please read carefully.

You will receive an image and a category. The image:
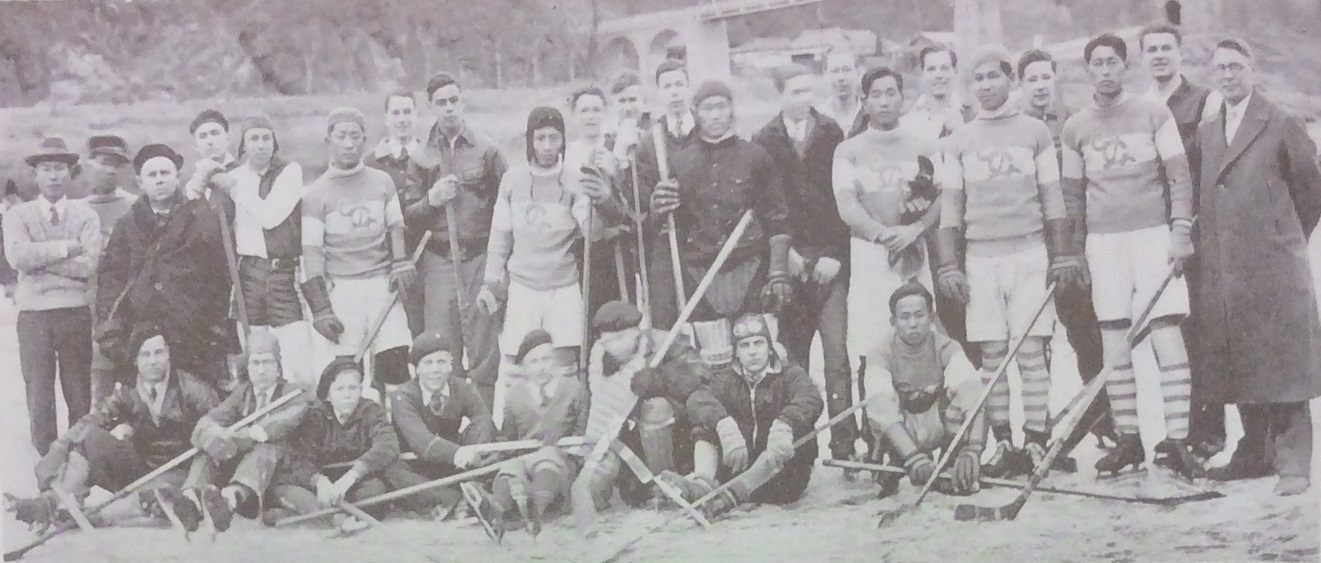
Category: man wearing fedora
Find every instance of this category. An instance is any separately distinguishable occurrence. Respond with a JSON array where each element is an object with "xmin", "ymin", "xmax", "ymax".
[
  {"xmin": 79, "ymin": 134, "xmax": 137, "ymax": 404},
  {"xmin": 3, "ymin": 137, "xmax": 102, "ymax": 456}
]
